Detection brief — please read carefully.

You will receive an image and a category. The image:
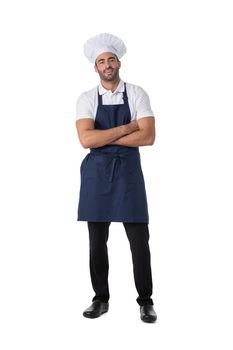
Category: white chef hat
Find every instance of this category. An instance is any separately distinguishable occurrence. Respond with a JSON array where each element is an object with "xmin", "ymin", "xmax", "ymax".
[{"xmin": 84, "ymin": 33, "xmax": 127, "ymax": 63}]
